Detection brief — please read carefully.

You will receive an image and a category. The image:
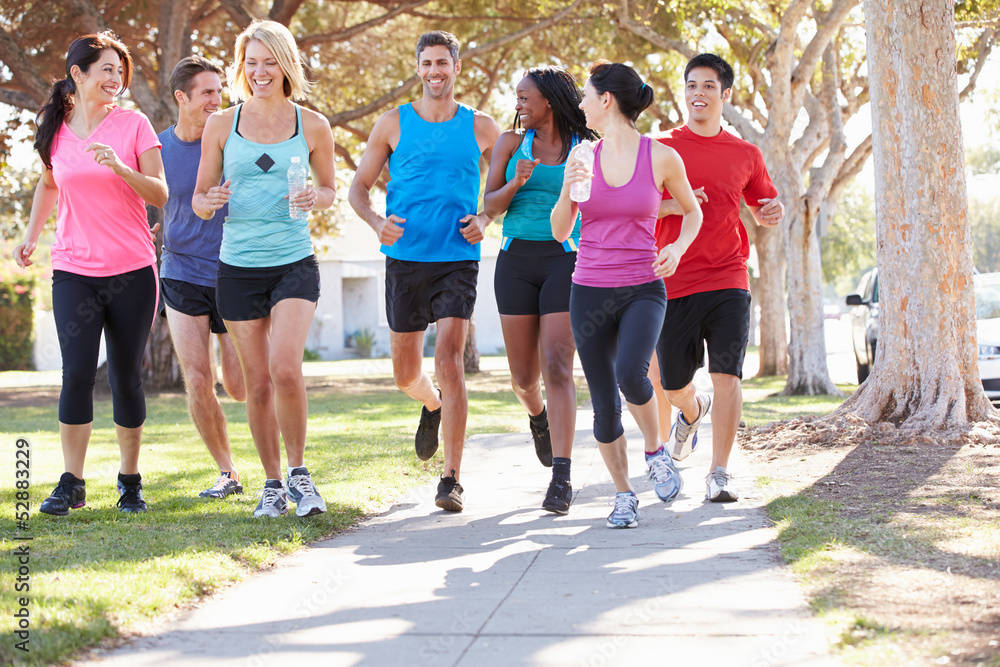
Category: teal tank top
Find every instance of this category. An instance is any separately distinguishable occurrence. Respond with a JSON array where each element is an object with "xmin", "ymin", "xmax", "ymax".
[
  {"xmin": 502, "ymin": 130, "xmax": 580, "ymax": 245},
  {"xmin": 220, "ymin": 104, "xmax": 313, "ymax": 267},
  {"xmin": 384, "ymin": 103, "xmax": 482, "ymax": 262}
]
